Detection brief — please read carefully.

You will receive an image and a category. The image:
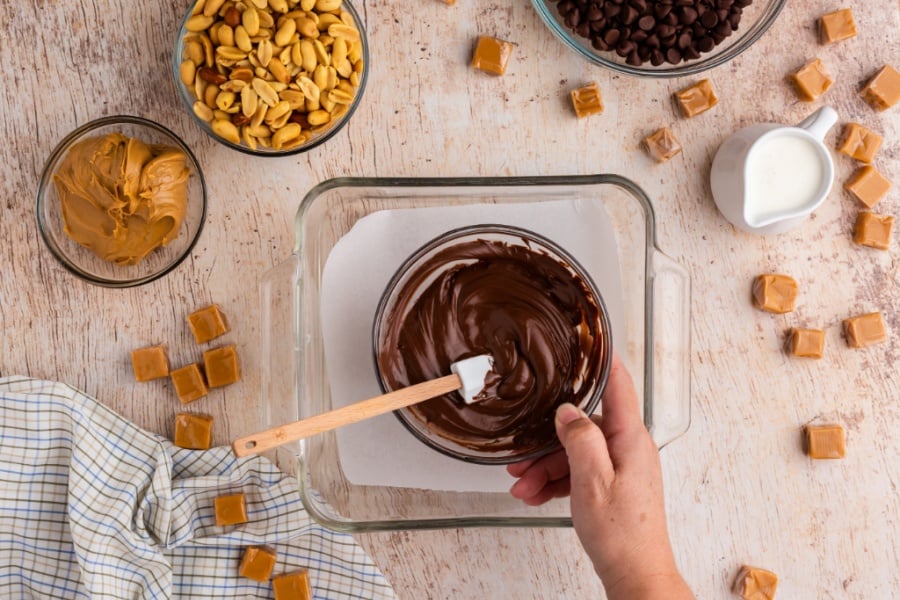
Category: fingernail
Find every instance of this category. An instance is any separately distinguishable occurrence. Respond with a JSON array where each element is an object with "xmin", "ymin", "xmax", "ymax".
[{"xmin": 555, "ymin": 402, "xmax": 582, "ymax": 426}]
